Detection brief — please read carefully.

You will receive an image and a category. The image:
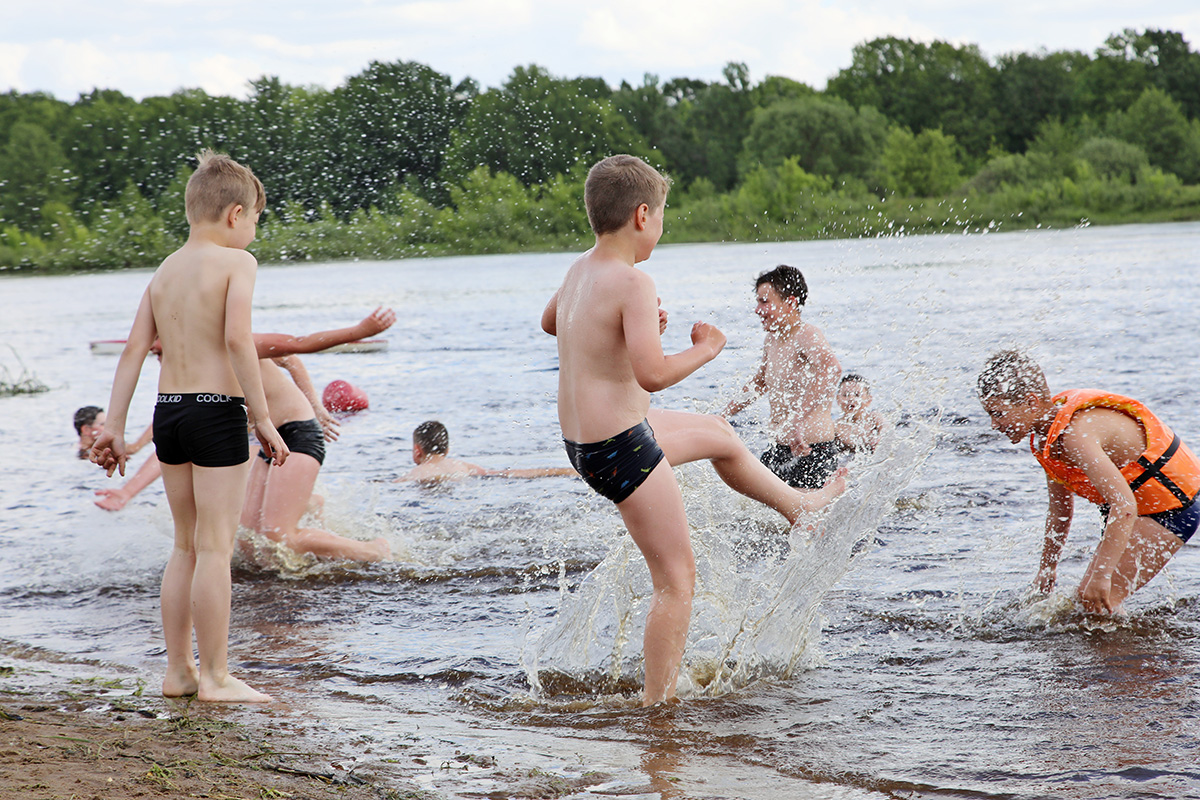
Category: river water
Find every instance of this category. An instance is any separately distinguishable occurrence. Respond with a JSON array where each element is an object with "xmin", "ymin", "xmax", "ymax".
[{"xmin": 2, "ymin": 222, "xmax": 1199, "ymax": 799}]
